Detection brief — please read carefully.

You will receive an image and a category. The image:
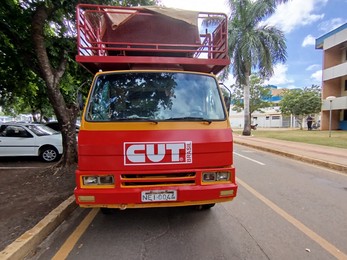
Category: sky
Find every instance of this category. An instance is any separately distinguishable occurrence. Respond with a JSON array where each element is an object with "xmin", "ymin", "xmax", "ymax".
[{"xmin": 160, "ymin": 0, "xmax": 347, "ymax": 89}]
